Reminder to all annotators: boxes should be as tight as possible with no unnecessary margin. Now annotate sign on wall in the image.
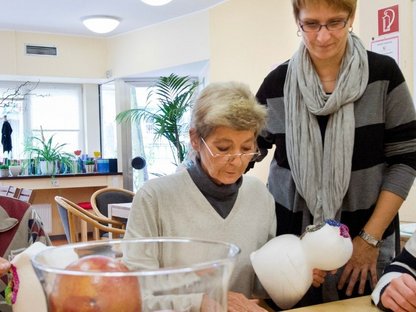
[370,35,399,64]
[378,4,399,36]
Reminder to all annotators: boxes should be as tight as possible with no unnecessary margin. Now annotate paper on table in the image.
[400,223,416,236]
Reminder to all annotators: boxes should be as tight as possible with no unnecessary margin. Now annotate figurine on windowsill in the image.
[250,220,353,310]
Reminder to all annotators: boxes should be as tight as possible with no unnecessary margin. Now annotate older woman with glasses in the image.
[125,81,278,311]
[252,0,416,307]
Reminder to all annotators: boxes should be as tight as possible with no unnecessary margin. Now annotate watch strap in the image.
[358,230,383,248]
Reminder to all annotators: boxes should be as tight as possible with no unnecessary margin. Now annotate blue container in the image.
[96,159,110,173]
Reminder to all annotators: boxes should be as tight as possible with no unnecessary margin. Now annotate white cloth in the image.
[10,242,49,312]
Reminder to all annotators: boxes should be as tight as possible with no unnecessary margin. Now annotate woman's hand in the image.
[381,273,416,312]
[337,236,379,296]
[0,257,10,276]
[312,269,336,287]
[227,291,268,312]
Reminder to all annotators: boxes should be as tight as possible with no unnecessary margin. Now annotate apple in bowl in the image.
[49,255,141,312]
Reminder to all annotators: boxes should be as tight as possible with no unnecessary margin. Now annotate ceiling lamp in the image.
[141,0,173,6]
[82,16,121,34]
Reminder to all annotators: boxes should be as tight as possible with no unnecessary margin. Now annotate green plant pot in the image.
[0,168,10,177]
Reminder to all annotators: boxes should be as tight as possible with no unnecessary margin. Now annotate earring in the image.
[349,26,353,33]
[297,30,302,37]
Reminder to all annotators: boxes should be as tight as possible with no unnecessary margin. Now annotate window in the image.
[100,82,117,159]
[100,77,198,191]
[0,81,83,161]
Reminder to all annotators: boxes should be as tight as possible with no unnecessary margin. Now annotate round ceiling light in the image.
[141,0,173,6]
[82,16,121,34]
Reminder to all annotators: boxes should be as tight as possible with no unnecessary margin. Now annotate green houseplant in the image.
[24,129,75,175]
[116,74,199,166]
[0,164,9,178]
[84,160,95,173]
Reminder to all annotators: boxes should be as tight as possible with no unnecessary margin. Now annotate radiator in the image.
[31,204,52,234]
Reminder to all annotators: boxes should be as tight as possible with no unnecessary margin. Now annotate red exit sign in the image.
[378,5,399,36]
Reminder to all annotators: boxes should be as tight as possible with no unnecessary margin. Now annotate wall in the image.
[208,0,299,182]
[106,11,210,78]
[0,31,107,79]
[358,0,414,95]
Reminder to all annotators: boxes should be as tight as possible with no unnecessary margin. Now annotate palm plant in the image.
[116,74,199,165]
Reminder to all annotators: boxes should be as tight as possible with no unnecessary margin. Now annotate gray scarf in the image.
[284,33,369,223]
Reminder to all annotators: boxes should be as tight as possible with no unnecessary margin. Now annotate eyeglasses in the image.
[299,17,349,33]
[200,137,260,163]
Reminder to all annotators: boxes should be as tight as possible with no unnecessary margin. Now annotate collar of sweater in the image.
[187,158,242,205]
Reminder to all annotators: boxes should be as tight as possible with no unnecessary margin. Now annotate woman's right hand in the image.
[381,273,416,312]
[0,257,11,276]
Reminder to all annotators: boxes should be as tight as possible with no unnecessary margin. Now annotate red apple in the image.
[49,255,141,312]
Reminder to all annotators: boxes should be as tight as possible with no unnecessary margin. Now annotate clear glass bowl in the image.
[32,237,240,312]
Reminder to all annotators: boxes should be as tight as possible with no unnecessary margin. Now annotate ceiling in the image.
[0,0,225,37]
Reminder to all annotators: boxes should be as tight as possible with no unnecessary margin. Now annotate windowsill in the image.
[0,172,122,180]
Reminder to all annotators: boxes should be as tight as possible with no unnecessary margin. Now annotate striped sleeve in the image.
[371,232,416,307]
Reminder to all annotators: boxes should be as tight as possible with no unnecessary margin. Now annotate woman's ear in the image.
[189,128,200,151]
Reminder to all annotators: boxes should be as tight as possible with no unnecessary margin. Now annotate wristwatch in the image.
[358,230,383,248]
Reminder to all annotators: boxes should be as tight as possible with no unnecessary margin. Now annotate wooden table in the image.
[108,202,131,219]
[285,295,378,311]
[108,202,131,238]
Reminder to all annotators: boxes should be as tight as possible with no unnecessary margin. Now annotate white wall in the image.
[358,0,414,94]
[0,31,107,79]
[106,11,210,79]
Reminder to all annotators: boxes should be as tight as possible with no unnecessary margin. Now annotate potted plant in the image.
[0,164,9,177]
[116,74,199,166]
[24,129,75,175]
[9,160,21,177]
[84,160,95,173]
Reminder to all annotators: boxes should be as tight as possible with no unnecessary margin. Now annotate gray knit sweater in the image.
[125,169,276,298]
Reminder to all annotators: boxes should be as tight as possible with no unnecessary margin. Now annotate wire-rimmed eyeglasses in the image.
[200,137,260,163]
[299,17,349,33]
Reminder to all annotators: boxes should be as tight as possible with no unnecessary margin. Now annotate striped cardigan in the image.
[254,51,416,240]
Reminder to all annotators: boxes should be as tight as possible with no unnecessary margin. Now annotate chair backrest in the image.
[90,187,135,218]
[55,196,126,243]
[0,185,19,198]
[15,188,34,203]
[0,195,51,259]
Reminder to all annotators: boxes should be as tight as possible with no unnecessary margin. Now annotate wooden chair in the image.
[90,187,135,220]
[55,196,125,243]
[0,185,19,198]
[15,188,34,203]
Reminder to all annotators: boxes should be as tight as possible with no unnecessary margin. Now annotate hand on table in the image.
[381,273,416,312]
[338,236,379,296]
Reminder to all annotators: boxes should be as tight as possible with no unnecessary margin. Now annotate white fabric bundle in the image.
[250,221,353,309]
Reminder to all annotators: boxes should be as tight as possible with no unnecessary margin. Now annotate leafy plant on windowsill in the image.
[116,74,199,166]
[24,128,75,174]
[0,164,9,170]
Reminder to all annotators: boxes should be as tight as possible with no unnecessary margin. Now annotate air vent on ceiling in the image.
[25,44,57,56]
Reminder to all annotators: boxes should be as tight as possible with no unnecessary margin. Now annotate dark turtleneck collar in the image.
[187,158,242,219]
